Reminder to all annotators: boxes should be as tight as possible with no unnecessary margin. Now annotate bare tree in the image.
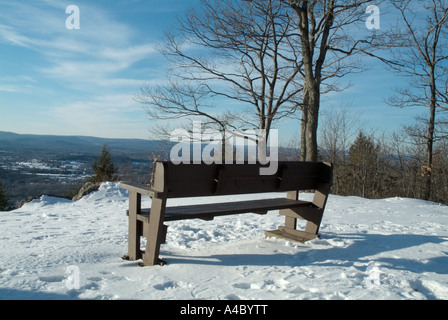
[385,0,448,200]
[320,106,361,164]
[283,0,380,161]
[137,0,304,143]
[137,81,236,139]
[319,106,362,194]
[386,130,417,198]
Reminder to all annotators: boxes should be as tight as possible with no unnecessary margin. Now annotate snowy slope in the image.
[0,182,447,300]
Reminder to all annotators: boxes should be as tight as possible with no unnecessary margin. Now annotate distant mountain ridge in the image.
[0,131,167,156]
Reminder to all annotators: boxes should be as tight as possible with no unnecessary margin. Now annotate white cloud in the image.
[0,85,20,93]
[0,24,30,46]
[0,76,39,94]
[47,94,149,138]
[0,1,159,89]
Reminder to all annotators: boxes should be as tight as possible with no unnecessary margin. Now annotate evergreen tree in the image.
[0,179,8,211]
[89,144,118,183]
[348,132,380,198]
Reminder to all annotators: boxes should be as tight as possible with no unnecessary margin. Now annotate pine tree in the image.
[0,179,8,211]
[89,144,118,183]
[348,132,380,198]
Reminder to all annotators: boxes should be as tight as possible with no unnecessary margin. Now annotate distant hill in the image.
[0,131,168,158]
[0,132,171,208]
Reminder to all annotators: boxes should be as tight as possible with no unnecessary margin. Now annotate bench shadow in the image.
[160,233,448,275]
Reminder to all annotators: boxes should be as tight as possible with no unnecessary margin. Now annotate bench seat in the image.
[134,198,317,223]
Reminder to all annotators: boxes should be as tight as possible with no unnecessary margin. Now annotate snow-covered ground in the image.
[1,182,447,300]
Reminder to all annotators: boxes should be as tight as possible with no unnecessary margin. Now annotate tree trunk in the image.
[291,0,333,162]
[300,107,307,161]
[424,67,437,200]
[300,81,320,162]
[304,87,320,161]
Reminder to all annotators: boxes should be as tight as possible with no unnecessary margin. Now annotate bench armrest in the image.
[120,183,160,198]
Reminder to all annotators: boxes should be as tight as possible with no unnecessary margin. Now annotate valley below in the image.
[0,131,166,209]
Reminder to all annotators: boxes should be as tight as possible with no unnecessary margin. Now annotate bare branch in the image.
[142,0,304,138]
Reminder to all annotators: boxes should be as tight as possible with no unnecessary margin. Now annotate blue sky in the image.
[0,0,422,143]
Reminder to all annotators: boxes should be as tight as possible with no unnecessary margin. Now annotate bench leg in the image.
[142,197,167,266]
[126,191,142,261]
[305,185,329,236]
[304,213,323,235]
[265,208,324,243]
[265,191,322,243]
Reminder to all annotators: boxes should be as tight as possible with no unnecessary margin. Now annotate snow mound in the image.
[1,182,447,300]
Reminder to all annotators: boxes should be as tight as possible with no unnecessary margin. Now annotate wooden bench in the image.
[121,161,333,266]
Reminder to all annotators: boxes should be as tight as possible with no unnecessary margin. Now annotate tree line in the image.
[315,108,448,204]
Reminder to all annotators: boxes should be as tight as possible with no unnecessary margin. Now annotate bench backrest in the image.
[152,161,333,199]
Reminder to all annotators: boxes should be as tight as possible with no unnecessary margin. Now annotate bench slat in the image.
[136,198,315,223]
[161,162,332,198]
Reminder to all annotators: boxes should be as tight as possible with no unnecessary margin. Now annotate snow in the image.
[1,182,448,300]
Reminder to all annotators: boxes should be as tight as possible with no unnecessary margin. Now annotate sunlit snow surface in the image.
[1,183,447,300]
